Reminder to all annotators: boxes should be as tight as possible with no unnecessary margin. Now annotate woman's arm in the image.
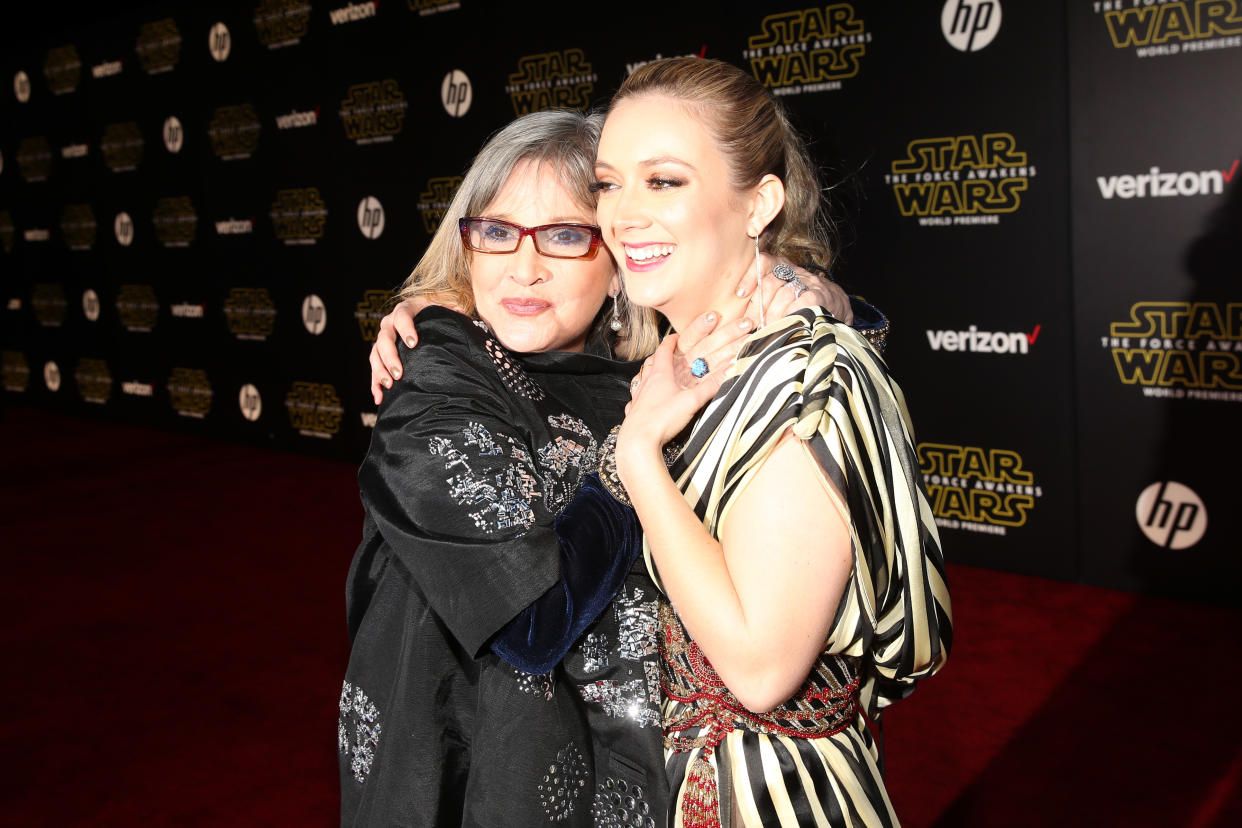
[615,336,853,712]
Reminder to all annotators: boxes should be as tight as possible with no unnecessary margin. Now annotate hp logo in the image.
[357,196,385,239]
[441,69,472,118]
[239,383,263,422]
[302,294,327,335]
[114,212,135,247]
[1136,481,1207,550]
[163,116,184,153]
[209,22,232,62]
[82,288,101,321]
[942,0,1001,52]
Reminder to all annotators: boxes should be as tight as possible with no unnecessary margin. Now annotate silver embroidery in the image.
[591,777,655,828]
[538,415,599,513]
[643,660,660,702]
[614,587,658,660]
[579,679,660,728]
[580,633,610,674]
[538,742,588,821]
[513,667,555,702]
[430,423,540,534]
[338,681,383,783]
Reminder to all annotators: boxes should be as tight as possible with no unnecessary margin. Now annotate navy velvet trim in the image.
[849,296,888,331]
[490,472,642,674]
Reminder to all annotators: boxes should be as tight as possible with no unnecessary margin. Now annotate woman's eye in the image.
[588,180,616,194]
[648,176,683,190]
[548,227,590,245]
[484,224,515,240]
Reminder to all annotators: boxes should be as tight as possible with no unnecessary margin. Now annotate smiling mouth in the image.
[623,243,676,266]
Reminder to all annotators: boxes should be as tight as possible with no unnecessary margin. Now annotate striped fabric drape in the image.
[648,309,953,827]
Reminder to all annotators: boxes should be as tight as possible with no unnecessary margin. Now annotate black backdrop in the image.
[3,1,1239,602]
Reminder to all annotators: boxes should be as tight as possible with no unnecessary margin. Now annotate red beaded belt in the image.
[659,601,860,827]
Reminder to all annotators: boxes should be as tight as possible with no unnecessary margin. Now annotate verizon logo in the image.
[215,218,254,235]
[330,1,378,24]
[24,229,50,242]
[6,298,20,310]
[927,324,1042,355]
[171,302,205,318]
[1096,160,1236,199]
[61,143,89,158]
[276,108,319,129]
[122,381,154,396]
[92,60,123,78]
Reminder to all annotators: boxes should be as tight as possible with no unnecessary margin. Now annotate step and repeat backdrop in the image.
[2,1,1238,601]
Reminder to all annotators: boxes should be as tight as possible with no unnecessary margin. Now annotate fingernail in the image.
[405,338,416,348]
[738,318,754,331]
[735,284,748,297]
[704,312,717,325]
[392,366,402,378]
[381,378,391,388]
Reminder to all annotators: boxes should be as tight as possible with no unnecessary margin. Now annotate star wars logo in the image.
[285,381,344,438]
[152,196,197,247]
[75,358,112,404]
[743,4,871,96]
[416,176,462,235]
[43,45,81,95]
[1102,301,1242,402]
[270,187,328,244]
[2,351,31,392]
[885,133,1036,226]
[355,290,390,341]
[1094,0,1242,58]
[31,283,68,327]
[339,79,408,145]
[0,211,15,253]
[919,443,1043,534]
[254,0,312,49]
[101,122,145,172]
[223,288,278,341]
[506,49,597,114]
[136,18,182,74]
[208,104,262,160]
[408,0,460,14]
[60,204,97,251]
[168,367,213,418]
[17,136,52,182]
[116,284,160,332]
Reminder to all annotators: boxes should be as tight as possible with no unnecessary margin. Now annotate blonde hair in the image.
[397,109,658,360]
[611,57,834,269]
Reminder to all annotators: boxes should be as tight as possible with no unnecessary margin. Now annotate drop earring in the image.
[753,234,765,328]
[609,289,623,332]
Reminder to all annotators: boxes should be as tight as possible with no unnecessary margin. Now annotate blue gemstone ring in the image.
[690,357,709,379]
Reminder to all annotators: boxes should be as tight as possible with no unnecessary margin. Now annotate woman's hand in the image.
[737,255,853,327]
[621,334,723,452]
[369,296,461,404]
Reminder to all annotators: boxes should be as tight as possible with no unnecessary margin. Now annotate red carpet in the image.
[2,406,1239,826]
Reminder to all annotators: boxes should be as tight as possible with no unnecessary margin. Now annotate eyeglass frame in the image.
[458,217,604,261]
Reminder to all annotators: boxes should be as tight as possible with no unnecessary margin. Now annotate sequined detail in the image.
[579,679,660,728]
[538,742,588,821]
[430,423,540,534]
[513,667,556,702]
[338,681,382,784]
[580,633,610,674]
[484,336,544,400]
[538,414,599,512]
[614,587,658,660]
[659,600,860,753]
[591,777,656,828]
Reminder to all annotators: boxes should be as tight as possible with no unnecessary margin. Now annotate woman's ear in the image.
[608,272,622,298]
[748,174,786,237]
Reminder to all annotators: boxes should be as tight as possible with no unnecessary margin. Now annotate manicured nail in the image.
[704,312,717,325]
[381,378,391,388]
[735,284,748,297]
[405,338,416,348]
[738,318,754,331]
[392,366,402,378]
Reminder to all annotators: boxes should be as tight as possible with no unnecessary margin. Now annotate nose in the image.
[608,182,651,238]
[506,234,550,286]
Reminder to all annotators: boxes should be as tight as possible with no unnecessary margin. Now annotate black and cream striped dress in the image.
[648,309,953,827]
